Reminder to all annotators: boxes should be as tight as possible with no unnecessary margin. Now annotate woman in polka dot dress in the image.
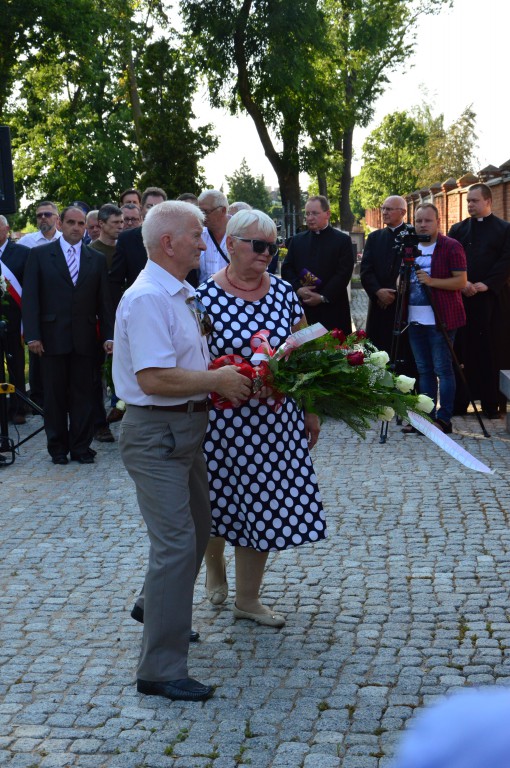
[196,209,327,628]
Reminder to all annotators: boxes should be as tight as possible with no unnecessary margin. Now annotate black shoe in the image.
[130,604,200,642]
[52,455,69,465]
[137,677,213,701]
[71,453,95,464]
[434,418,453,434]
[482,409,500,420]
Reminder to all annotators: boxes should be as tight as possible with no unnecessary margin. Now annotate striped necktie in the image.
[67,245,79,285]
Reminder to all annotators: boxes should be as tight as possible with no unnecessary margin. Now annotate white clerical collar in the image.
[314,225,329,235]
[388,222,405,232]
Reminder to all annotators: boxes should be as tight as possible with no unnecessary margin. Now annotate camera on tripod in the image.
[393,224,431,265]
[395,224,431,249]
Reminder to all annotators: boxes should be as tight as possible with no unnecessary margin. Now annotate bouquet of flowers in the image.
[210,324,433,437]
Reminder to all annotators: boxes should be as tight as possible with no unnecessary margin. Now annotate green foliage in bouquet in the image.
[266,329,432,437]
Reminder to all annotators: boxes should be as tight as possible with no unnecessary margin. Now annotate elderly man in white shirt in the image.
[113,200,251,703]
[197,189,229,283]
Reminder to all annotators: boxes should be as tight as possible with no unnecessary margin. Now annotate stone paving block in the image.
[3,295,510,768]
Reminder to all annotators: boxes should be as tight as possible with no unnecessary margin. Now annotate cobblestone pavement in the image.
[2,289,510,768]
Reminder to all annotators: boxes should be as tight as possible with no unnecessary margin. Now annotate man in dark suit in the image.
[23,206,114,464]
[281,195,354,333]
[0,216,30,424]
[108,187,167,309]
[360,196,408,353]
[448,182,510,418]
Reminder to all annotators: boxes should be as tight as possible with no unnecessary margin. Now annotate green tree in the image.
[137,39,218,197]
[353,112,428,209]
[352,104,479,212]
[180,0,329,220]
[2,0,218,220]
[309,0,451,230]
[414,105,478,186]
[225,159,272,212]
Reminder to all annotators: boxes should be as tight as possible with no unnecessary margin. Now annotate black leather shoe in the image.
[71,453,94,464]
[52,455,69,465]
[130,604,200,642]
[137,677,213,701]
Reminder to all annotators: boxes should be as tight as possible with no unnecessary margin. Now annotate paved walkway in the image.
[1,290,510,768]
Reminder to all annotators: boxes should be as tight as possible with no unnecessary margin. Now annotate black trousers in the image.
[40,352,95,457]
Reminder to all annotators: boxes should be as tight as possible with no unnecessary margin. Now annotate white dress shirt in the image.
[198,227,228,283]
[113,260,210,406]
[17,230,62,249]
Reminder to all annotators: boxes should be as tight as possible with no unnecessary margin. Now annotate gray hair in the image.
[226,209,276,240]
[142,200,204,255]
[0,215,8,227]
[198,189,228,209]
[86,210,99,223]
[228,201,252,215]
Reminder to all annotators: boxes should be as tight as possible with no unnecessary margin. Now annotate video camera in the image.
[394,224,431,249]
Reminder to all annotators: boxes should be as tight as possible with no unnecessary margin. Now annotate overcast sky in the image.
[193,0,509,191]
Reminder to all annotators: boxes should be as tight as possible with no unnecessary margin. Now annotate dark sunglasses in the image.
[231,236,279,257]
[186,296,213,337]
[36,211,56,218]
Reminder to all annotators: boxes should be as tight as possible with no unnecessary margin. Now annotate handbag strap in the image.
[208,229,229,264]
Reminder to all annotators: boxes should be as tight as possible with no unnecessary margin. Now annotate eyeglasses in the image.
[123,217,140,223]
[36,211,56,218]
[380,206,405,212]
[199,205,222,216]
[186,296,213,337]
[231,236,279,257]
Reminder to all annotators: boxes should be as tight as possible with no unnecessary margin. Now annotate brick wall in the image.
[364,168,510,234]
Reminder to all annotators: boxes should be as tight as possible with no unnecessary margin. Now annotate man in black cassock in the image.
[448,182,510,418]
[281,195,353,333]
[360,195,407,353]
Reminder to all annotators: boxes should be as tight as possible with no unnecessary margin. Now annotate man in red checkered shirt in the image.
[405,203,467,434]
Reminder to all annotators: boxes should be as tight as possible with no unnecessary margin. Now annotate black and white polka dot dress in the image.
[196,275,327,552]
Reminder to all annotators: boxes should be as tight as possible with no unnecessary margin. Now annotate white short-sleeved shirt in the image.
[17,230,62,248]
[113,259,210,406]
[198,228,228,283]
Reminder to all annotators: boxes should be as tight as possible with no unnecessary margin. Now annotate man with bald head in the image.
[360,195,408,354]
[113,201,252,702]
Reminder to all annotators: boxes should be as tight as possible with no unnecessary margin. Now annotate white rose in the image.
[378,406,395,421]
[395,375,416,394]
[415,394,434,413]
[369,350,390,368]
[116,400,127,412]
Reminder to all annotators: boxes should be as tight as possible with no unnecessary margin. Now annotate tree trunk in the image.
[339,127,354,232]
[318,172,328,197]
[233,0,301,230]
[124,38,143,148]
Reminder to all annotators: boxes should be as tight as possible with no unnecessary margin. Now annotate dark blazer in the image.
[1,239,29,331]
[281,226,354,332]
[359,224,407,353]
[22,240,114,357]
[109,226,198,307]
[108,226,146,308]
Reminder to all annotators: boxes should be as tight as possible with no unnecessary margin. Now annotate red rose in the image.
[347,351,364,366]
[355,329,367,340]
[331,328,346,342]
